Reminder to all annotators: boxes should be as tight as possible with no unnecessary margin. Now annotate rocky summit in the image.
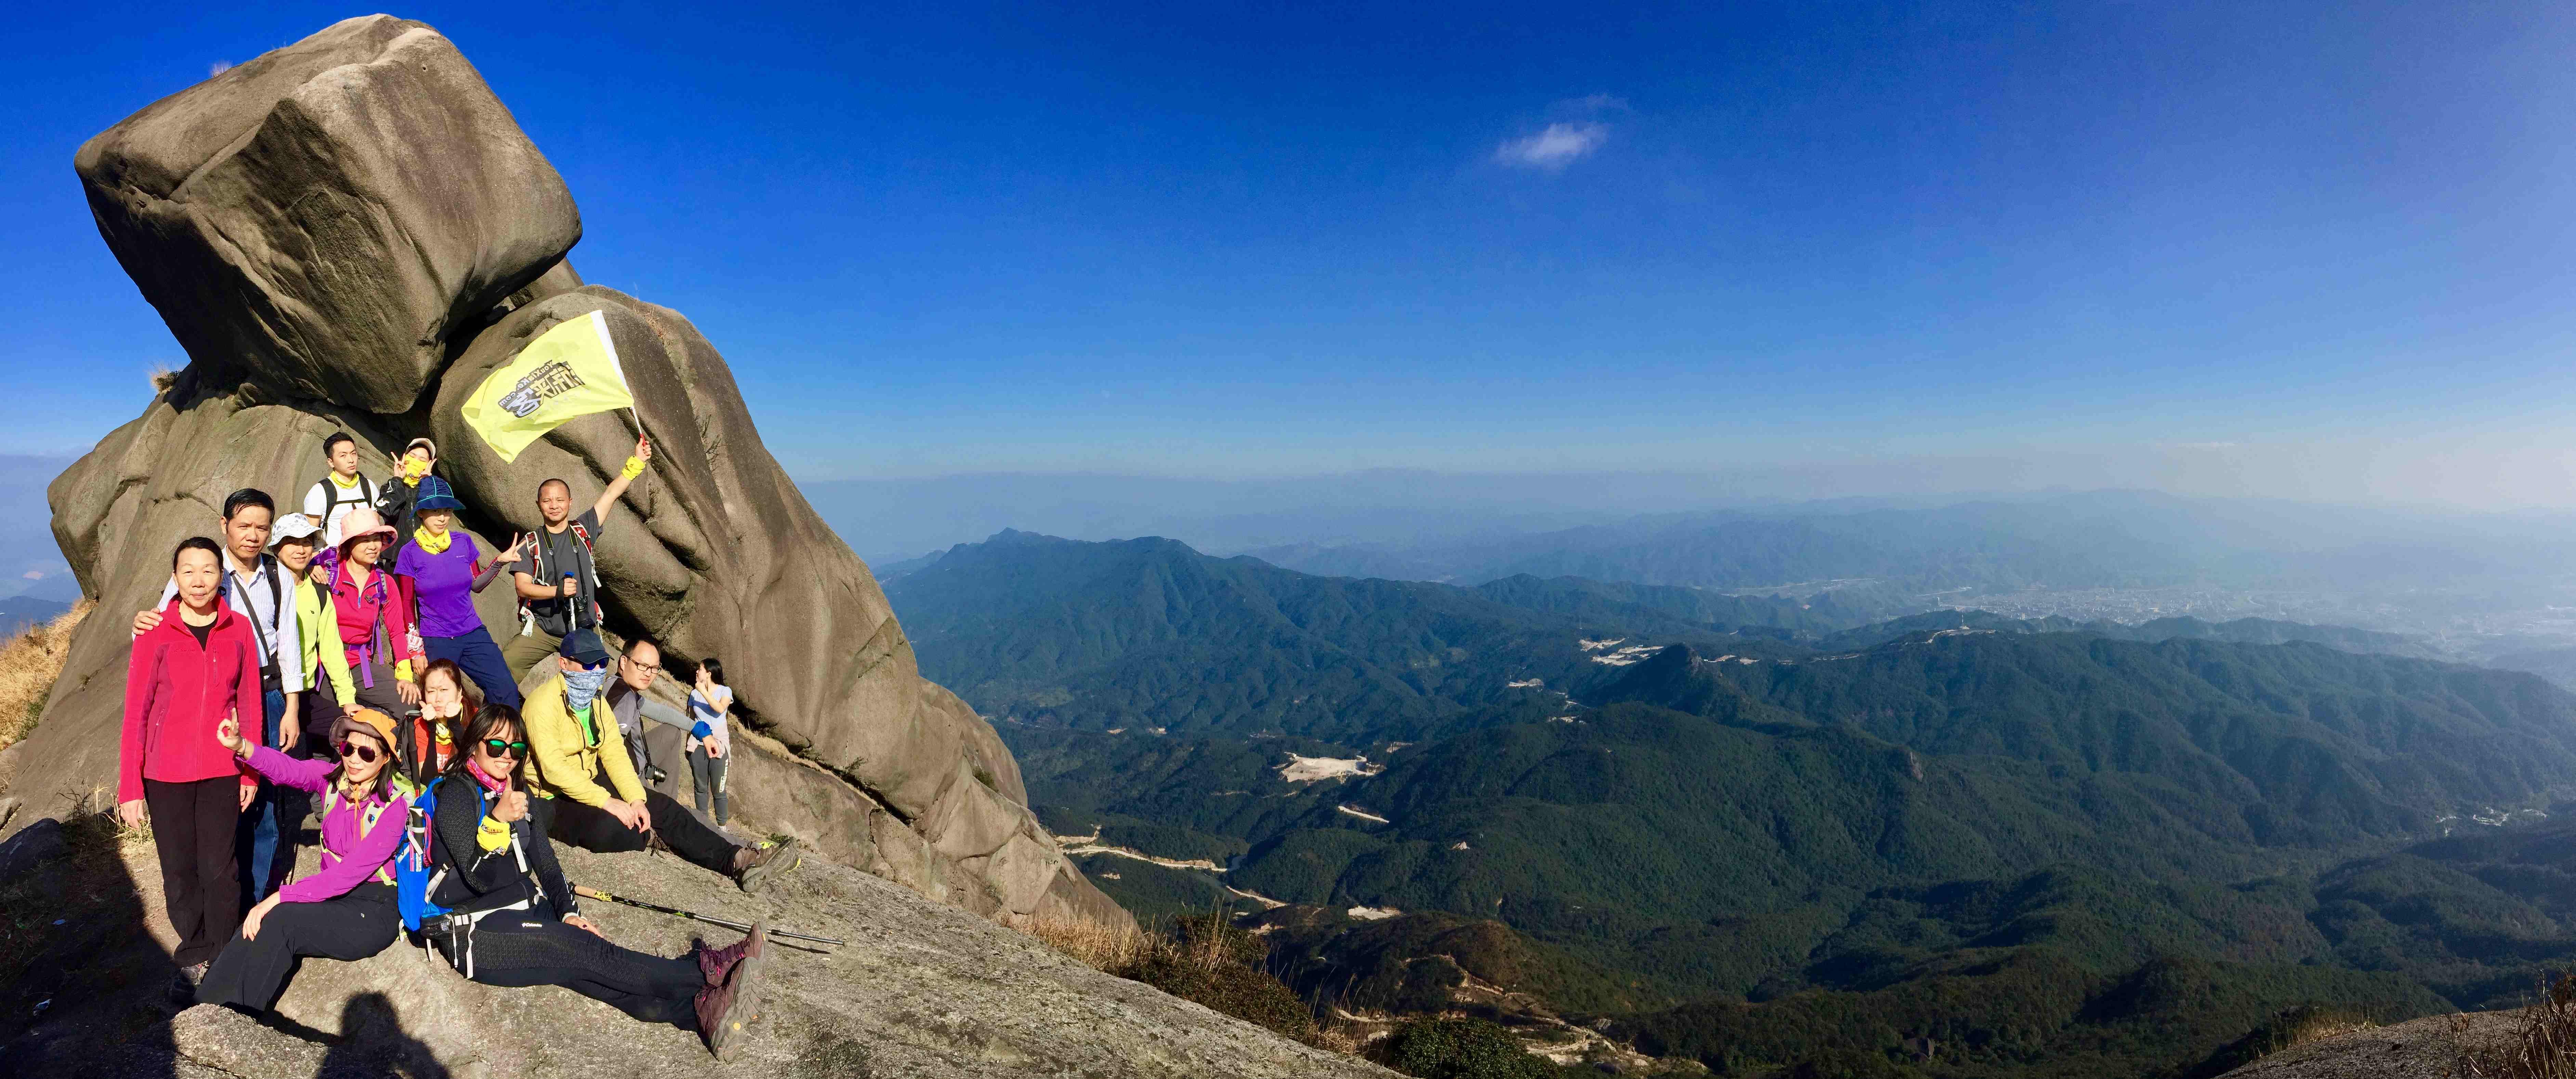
[0,13,1367,1076]
[2,12,1122,937]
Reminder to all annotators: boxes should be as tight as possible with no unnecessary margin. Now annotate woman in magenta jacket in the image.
[119,536,263,994]
[195,706,411,1013]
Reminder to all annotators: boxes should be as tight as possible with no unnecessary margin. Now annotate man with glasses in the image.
[522,629,798,893]
[604,637,697,803]
[130,489,304,902]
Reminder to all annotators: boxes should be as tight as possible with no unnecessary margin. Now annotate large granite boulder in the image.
[75,15,580,412]
[5,15,1124,935]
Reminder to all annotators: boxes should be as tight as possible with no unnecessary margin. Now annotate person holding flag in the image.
[499,435,651,677]
[456,309,658,677]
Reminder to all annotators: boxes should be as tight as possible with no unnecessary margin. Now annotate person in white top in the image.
[685,659,734,826]
[302,431,380,548]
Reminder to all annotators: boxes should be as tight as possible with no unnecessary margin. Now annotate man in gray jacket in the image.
[604,636,695,805]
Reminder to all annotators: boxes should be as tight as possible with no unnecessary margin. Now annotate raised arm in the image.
[275,791,409,904]
[590,435,651,523]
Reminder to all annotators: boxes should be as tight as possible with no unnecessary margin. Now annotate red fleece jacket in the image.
[119,600,260,803]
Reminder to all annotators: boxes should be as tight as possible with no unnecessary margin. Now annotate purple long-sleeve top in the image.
[244,746,410,904]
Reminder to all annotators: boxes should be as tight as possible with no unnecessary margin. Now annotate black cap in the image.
[558,627,613,666]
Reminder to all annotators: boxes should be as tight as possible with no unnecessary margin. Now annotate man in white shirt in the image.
[301,431,380,547]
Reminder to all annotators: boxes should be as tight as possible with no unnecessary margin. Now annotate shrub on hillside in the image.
[1033,907,1319,1046]
[1374,1017,1562,1079]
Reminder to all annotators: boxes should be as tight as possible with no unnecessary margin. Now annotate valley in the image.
[892,528,2576,1077]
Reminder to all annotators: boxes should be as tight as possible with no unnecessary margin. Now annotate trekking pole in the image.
[571,884,844,946]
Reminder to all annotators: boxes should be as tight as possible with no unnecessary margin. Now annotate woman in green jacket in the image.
[270,514,356,752]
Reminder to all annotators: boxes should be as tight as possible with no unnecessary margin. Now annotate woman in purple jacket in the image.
[195,707,411,1013]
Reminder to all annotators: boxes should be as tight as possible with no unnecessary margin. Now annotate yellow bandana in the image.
[412,527,452,555]
[329,471,362,490]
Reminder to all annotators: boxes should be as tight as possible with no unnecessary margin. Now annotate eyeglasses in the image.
[621,656,661,675]
[482,738,528,758]
[337,740,382,763]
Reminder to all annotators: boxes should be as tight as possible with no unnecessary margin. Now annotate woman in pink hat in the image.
[322,507,423,720]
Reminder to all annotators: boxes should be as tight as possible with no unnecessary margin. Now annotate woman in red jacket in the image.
[119,536,263,997]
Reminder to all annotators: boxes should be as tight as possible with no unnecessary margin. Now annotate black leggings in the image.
[546,790,739,878]
[197,882,400,1011]
[434,915,704,1028]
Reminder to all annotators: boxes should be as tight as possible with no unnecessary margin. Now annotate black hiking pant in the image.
[197,882,399,1012]
[543,789,740,879]
[431,913,703,1029]
[144,776,244,968]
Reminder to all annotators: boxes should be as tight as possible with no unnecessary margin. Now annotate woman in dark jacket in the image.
[423,704,772,1058]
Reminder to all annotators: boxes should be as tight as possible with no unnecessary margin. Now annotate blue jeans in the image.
[425,626,523,710]
[237,689,292,903]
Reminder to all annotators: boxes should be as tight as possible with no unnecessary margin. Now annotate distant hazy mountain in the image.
[1815,608,2447,659]
[1246,490,2576,595]
[0,596,68,637]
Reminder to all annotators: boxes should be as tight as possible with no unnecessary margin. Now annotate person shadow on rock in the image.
[313,992,449,1079]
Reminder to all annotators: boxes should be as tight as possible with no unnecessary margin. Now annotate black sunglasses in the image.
[336,739,382,763]
[482,738,529,759]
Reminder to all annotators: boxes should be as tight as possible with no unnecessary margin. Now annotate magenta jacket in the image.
[242,746,410,904]
[120,600,261,803]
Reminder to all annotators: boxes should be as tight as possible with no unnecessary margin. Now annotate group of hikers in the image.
[115,431,792,1058]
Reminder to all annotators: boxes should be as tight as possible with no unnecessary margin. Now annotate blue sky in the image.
[5,2,2575,500]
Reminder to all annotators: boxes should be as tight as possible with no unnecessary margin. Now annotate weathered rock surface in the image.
[2214,1011,2516,1079]
[4,14,1124,936]
[75,14,580,412]
[1,815,1390,1078]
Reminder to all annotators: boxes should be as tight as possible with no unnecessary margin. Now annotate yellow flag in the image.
[460,311,637,463]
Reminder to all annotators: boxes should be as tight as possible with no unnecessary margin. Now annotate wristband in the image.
[620,456,646,480]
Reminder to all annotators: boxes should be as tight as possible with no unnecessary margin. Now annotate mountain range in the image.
[888,530,2576,1077]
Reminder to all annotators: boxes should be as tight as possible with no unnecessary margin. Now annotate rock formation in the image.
[0,14,1124,935]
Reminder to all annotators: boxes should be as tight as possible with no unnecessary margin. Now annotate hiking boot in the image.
[733,837,801,894]
[169,961,207,1003]
[696,922,770,1059]
[696,923,767,984]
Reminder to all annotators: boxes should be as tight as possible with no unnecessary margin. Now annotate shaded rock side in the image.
[2215,1011,2516,1079]
[75,14,580,413]
[7,821,1390,1078]
[7,14,1126,935]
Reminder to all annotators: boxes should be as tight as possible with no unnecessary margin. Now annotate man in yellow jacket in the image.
[526,629,799,893]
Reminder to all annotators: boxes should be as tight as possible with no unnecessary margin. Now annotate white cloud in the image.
[210,61,233,77]
[20,571,40,581]
[1494,122,1608,171]
[1560,93,1629,115]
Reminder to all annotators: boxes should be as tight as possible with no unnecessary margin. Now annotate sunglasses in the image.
[336,739,382,763]
[482,738,529,759]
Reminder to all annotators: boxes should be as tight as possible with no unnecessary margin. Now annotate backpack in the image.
[319,775,413,891]
[397,774,529,935]
[516,520,601,637]
[313,474,377,541]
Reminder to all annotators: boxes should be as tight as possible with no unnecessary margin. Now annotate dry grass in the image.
[2459,975,2576,1079]
[0,600,92,755]
[1031,915,1160,972]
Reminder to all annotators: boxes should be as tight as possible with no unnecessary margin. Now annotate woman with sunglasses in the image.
[423,704,773,1059]
[195,708,411,1013]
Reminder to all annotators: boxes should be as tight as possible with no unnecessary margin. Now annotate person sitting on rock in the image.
[404,658,479,786]
[127,489,304,903]
[392,474,523,709]
[603,636,697,802]
[523,629,798,893]
[423,702,772,1058]
[324,507,424,719]
[302,431,380,549]
[196,708,412,1014]
[501,435,652,677]
[373,436,439,560]
[119,536,264,998]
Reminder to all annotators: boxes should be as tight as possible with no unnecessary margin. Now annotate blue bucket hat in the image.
[413,474,465,512]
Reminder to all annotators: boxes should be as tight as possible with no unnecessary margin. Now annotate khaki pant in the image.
[500,625,564,681]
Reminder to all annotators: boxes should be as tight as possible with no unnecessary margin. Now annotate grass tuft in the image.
[2458,974,2576,1079]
